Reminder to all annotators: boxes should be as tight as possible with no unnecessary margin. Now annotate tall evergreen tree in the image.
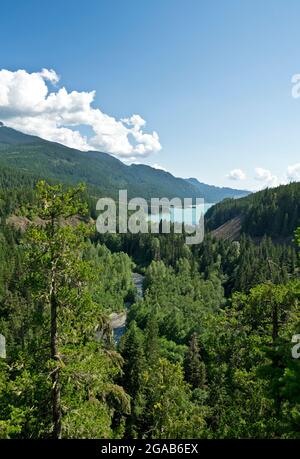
[184,333,206,389]
[144,313,160,367]
[120,321,146,437]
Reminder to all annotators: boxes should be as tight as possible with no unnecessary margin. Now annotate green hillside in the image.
[0,125,250,203]
[206,181,300,238]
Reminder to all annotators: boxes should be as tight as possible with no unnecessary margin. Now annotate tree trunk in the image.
[272,303,279,343]
[50,277,62,439]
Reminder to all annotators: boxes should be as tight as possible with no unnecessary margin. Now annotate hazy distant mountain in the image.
[186,177,250,202]
[0,124,250,203]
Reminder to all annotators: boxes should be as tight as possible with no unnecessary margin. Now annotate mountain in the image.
[0,124,42,145]
[186,177,250,202]
[0,124,249,203]
[205,181,300,240]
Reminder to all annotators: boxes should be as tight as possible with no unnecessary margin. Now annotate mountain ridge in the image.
[0,124,251,203]
[186,177,250,202]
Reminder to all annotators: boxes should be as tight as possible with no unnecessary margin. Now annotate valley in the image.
[0,128,299,440]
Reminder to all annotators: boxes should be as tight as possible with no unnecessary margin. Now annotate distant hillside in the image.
[0,125,250,203]
[186,177,250,202]
[0,125,42,145]
[206,182,300,239]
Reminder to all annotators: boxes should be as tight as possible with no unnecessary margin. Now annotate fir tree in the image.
[184,333,206,390]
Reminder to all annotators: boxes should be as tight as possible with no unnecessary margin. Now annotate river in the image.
[110,272,144,342]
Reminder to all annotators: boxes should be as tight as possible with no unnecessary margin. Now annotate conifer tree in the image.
[184,333,206,390]
[22,181,129,438]
[120,321,146,437]
[144,313,160,367]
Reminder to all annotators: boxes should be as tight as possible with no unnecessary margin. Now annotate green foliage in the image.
[141,358,207,438]
[0,181,133,438]
[119,321,146,438]
[0,168,299,439]
[184,333,206,390]
[206,182,300,238]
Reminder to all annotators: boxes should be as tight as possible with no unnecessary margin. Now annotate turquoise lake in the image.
[148,203,214,226]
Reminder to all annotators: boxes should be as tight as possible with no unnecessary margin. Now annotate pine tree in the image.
[120,321,146,437]
[144,313,160,367]
[184,333,206,389]
[24,181,89,437]
[22,181,130,438]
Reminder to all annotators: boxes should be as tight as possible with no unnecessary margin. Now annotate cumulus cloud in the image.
[0,68,162,157]
[287,163,300,182]
[254,167,279,187]
[39,68,60,84]
[227,168,246,181]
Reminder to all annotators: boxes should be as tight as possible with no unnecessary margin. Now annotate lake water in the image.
[148,203,214,226]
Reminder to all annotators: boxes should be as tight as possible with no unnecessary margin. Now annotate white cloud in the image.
[151,163,168,172]
[287,163,300,182]
[227,168,246,181]
[254,167,279,187]
[122,114,146,129]
[0,68,162,157]
[39,68,60,84]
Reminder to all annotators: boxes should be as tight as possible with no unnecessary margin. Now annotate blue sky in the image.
[1,0,300,190]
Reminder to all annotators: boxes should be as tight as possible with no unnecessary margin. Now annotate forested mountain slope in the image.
[205,182,300,239]
[0,124,249,202]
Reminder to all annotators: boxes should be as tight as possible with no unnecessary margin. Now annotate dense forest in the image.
[206,182,300,239]
[0,169,299,438]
